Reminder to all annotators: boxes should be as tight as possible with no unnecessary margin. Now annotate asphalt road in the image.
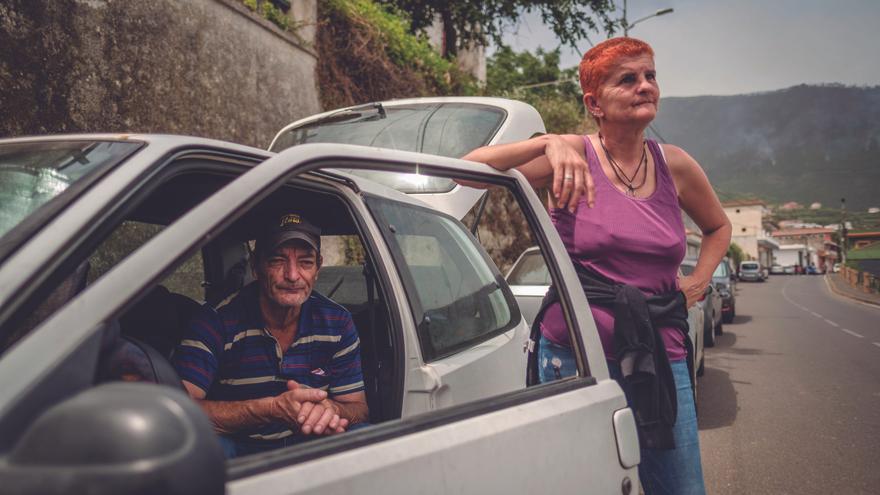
[697,275,880,494]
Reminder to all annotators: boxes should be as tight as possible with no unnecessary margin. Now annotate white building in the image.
[776,244,817,268]
[723,199,779,269]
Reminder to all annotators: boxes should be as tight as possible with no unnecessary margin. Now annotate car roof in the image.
[269,97,543,150]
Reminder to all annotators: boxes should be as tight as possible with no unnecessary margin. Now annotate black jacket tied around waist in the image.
[526,263,692,450]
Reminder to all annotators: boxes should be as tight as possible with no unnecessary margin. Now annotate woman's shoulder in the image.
[658,143,702,175]
[559,133,588,146]
[658,143,711,198]
[559,133,593,155]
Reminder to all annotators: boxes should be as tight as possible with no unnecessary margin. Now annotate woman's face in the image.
[588,54,660,126]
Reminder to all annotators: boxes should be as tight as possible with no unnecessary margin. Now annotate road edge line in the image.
[823,275,880,309]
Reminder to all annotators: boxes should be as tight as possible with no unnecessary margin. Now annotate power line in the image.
[647,123,667,143]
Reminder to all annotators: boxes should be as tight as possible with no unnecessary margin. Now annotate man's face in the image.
[255,240,321,311]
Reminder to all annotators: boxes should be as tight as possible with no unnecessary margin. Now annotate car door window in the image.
[0,166,237,354]
[366,196,517,361]
[89,220,206,301]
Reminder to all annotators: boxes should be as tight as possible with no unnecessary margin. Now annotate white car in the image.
[0,98,639,495]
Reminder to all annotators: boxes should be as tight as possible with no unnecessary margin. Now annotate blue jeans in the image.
[538,335,706,495]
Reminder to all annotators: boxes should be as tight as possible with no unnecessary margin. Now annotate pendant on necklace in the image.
[627,185,635,196]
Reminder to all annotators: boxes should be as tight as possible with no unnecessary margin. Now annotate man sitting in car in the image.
[172,213,369,458]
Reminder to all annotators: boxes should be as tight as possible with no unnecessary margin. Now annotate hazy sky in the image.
[497,0,880,97]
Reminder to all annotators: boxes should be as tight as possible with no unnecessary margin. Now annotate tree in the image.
[727,242,745,269]
[377,0,617,56]
[486,46,592,135]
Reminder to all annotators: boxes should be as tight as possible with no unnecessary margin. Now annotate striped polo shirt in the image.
[172,282,364,443]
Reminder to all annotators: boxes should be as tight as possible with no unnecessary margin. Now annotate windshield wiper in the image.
[306,102,386,127]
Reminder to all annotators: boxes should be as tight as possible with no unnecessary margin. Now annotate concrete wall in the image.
[423,15,486,82]
[0,0,321,148]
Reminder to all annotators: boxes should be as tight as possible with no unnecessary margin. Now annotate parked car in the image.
[738,261,765,282]
[0,101,640,494]
[505,247,705,391]
[783,265,797,275]
[713,258,737,324]
[504,246,549,325]
[680,259,722,349]
[806,265,821,275]
[832,262,842,273]
[770,264,784,275]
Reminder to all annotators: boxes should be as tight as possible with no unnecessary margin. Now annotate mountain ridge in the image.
[652,84,880,210]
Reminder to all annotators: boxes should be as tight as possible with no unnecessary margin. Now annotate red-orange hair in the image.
[579,37,654,97]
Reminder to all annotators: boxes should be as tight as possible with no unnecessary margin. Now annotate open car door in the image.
[0,142,638,495]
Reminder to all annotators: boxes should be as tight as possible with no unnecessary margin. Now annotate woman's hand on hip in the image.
[678,274,708,309]
[545,135,594,211]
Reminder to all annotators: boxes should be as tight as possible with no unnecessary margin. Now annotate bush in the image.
[242,0,299,35]
[317,0,478,109]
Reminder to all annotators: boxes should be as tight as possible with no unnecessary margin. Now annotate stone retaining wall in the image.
[0,0,321,148]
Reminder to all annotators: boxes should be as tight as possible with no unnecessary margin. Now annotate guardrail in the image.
[841,266,880,294]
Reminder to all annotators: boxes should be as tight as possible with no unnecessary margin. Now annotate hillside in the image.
[653,85,880,210]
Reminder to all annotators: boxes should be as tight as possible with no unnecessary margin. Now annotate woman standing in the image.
[463,37,731,494]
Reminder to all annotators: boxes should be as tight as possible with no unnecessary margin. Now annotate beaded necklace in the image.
[598,133,647,196]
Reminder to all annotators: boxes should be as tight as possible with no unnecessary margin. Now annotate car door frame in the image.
[0,136,272,350]
[0,142,635,492]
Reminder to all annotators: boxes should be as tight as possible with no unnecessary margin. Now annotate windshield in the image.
[0,141,140,239]
[713,262,729,278]
[507,251,551,286]
[271,103,506,193]
[741,262,760,270]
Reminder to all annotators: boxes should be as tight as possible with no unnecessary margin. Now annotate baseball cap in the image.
[255,213,321,256]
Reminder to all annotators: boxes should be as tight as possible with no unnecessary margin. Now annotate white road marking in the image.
[824,319,839,327]
[873,342,880,349]
[810,311,823,318]
[840,328,864,339]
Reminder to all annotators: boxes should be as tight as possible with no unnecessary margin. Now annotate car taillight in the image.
[699,292,707,302]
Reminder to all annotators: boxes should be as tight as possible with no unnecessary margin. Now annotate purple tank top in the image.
[540,136,688,361]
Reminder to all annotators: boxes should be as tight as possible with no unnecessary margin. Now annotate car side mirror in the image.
[0,382,225,495]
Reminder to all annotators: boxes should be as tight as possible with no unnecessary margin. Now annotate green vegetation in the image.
[375,0,616,56]
[727,242,745,267]
[242,0,302,35]
[654,85,880,211]
[317,0,478,109]
[769,206,880,231]
[486,46,593,135]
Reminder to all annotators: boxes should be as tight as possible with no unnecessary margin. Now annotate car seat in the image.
[119,285,202,358]
[97,320,185,390]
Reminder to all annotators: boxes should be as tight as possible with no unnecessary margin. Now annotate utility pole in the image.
[840,197,848,264]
